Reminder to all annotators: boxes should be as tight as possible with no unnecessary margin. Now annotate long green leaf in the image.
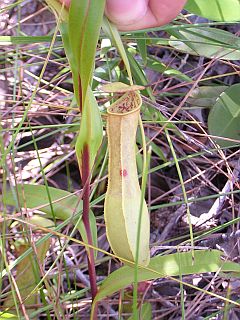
[3,233,50,318]
[128,303,152,320]
[2,184,82,220]
[187,86,227,107]
[75,86,103,173]
[59,22,79,104]
[169,27,240,60]
[185,0,240,22]
[126,50,154,99]
[68,0,106,106]
[2,185,97,251]
[0,313,18,319]
[208,83,240,147]
[102,17,133,85]
[146,56,192,82]
[66,0,105,175]
[92,250,240,308]
[2,184,99,256]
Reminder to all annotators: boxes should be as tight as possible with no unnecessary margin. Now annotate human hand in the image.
[59,0,187,31]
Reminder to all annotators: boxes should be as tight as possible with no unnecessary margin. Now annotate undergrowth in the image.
[0,0,240,319]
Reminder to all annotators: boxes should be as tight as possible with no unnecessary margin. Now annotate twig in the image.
[194,158,240,227]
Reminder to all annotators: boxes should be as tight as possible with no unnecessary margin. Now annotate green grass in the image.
[0,1,240,319]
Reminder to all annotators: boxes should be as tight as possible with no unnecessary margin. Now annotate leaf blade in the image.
[169,27,240,61]
[185,0,240,22]
[75,87,103,173]
[93,250,240,303]
[208,83,240,147]
[2,184,82,220]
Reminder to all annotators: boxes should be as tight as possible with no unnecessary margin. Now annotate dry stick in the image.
[143,57,218,154]
[9,275,30,320]
[194,157,240,227]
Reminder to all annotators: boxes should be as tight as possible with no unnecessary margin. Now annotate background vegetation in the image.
[0,0,240,319]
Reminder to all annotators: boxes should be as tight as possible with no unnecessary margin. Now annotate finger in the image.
[106,0,187,31]
[149,0,187,25]
[105,0,148,26]
[58,0,71,8]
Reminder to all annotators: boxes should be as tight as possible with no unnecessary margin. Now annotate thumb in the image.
[105,0,148,26]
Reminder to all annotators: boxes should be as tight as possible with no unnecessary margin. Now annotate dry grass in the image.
[1,1,240,319]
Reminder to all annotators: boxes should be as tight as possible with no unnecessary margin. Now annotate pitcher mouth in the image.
[107,91,142,116]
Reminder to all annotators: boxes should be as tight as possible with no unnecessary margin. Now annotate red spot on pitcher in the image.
[120,169,128,177]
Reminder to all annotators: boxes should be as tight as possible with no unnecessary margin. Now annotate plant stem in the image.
[82,145,98,300]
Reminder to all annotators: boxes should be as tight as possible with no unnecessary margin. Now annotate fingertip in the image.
[105,0,148,26]
[58,0,71,8]
[149,0,187,23]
